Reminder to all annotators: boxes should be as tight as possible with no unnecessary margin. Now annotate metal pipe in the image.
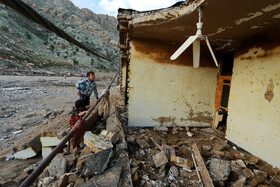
[20,71,119,187]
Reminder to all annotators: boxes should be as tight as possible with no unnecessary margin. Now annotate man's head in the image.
[87,71,95,81]
[75,99,87,110]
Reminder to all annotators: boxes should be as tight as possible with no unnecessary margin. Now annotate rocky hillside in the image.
[0,0,119,75]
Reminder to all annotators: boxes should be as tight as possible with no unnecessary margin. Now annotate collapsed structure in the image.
[117,0,280,169]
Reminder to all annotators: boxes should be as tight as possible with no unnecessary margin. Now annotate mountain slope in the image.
[0,0,119,75]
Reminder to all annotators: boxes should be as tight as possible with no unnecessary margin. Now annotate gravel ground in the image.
[0,74,112,152]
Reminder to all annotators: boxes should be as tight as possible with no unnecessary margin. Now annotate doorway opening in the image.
[213,52,234,133]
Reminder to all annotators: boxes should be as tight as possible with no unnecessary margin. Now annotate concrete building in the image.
[117,0,280,168]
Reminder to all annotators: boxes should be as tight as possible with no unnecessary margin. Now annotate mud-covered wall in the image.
[226,44,280,168]
[127,39,218,127]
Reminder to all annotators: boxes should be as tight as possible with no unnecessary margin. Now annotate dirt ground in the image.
[0,73,116,184]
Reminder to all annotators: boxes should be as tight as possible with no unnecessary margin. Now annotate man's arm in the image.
[76,79,87,96]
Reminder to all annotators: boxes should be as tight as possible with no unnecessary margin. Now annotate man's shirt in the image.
[76,78,98,98]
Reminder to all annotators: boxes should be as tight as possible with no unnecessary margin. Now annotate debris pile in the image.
[24,110,133,187]
[126,127,280,186]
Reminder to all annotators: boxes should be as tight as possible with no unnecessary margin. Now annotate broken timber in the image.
[191,143,214,187]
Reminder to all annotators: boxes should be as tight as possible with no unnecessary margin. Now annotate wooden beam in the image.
[191,143,214,187]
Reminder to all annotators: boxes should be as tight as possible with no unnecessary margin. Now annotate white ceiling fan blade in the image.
[170,35,199,60]
[193,40,200,68]
[205,36,218,67]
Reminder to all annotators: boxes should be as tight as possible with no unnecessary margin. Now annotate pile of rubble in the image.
[126,127,280,187]
[20,112,132,187]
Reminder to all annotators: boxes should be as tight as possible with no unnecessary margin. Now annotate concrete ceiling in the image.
[129,0,280,52]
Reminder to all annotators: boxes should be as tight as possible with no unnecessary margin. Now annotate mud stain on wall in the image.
[180,111,213,123]
[264,78,274,102]
[132,39,217,67]
[153,116,175,126]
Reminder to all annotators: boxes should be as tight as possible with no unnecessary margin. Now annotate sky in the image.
[70,0,183,17]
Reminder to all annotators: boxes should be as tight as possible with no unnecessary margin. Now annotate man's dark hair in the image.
[87,71,95,77]
[75,99,87,109]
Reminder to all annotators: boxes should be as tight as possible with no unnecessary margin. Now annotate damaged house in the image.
[117,0,280,169]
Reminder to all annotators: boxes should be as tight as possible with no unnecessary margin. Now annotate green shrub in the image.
[25,31,32,39]
[90,59,94,66]
[0,26,9,32]
[50,44,54,51]
[73,58,79,65]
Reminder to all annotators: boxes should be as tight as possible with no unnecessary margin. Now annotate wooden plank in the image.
[191,143,214,187]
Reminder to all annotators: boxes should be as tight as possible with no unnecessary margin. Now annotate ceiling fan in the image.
[170,7,218,68]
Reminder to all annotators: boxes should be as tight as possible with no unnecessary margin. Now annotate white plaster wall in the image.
[226,46,280,168]
[128,42,218,127]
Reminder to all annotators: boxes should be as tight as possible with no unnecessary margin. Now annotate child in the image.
[69,99,90,153]
[70,99,90,118]
[76,71,98,106]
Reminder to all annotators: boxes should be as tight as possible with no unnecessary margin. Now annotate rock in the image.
[136,139,150,148]
[253,169,267,178]
[67,173,77,184]
[248,156,259,164]
[42,147,53,159]
[170,166,179,177]
[116,142,127,149]
[251,179,258,187]
[139,129,146,134]
[75,178,84,186]
[133,170,140,183]
[85,148,113,176]
[153,126,168,132]
[40,136,61,147]
[84,131,113,153]
[213,141,229,151]
[77,163,122,187]
[236,159,246,169]
[153,151,168,168]
[231,177,246,187]
[142,174,149,180]
[126,136,135,143]
[48,154,67,178]
[171,156,193,170]
[24,163,37,174]
[209,158,231,182]
[270,179,280,187]
[65,154,76,171]
[186,131,193,137]
[255,176,265,184]
[100,130,119,143]
[242,167,254,180]
[13,147,38,160]
[202,145,211,151]
[106,114,118,132]
[42,177,56,185]
[58,174,69,187]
